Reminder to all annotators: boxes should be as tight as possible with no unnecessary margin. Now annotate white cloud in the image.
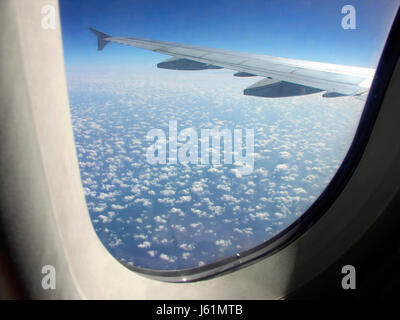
[138,241,151,249]
[159,253,177,263]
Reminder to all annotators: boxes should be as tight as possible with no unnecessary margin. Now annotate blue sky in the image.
[60,0,398,74]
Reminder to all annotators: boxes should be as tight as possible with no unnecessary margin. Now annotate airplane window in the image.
[59,0,399,278]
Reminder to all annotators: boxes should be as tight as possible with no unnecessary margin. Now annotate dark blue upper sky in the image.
[60,0,399,74]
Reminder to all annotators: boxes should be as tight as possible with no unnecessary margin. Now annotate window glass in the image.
[60,0,399,271]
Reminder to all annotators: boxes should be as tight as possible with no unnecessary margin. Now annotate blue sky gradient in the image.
[60,0,399,74]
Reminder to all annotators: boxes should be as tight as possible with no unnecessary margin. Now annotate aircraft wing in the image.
[89,28,375,99]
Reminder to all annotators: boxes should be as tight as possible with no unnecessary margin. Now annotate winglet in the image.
[89,28,111,51]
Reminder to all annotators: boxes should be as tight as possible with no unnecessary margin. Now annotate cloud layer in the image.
[68,70,364,270]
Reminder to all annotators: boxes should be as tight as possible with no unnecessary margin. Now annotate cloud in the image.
[275,164,289,171]
[159,253,177,263]
[170,207,185,216]
[179,243,195,251]
[154,216,167,224]
[134,198,152,207]
[216,239,232,247]
[70,71,363,270]
[138,241,151,249]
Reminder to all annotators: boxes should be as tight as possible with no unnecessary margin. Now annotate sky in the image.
[59,0,399,75]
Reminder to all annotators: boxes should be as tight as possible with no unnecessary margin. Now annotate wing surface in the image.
[89,28,375,98]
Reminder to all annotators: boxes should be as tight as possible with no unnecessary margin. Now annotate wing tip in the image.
[89,27,111,51]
